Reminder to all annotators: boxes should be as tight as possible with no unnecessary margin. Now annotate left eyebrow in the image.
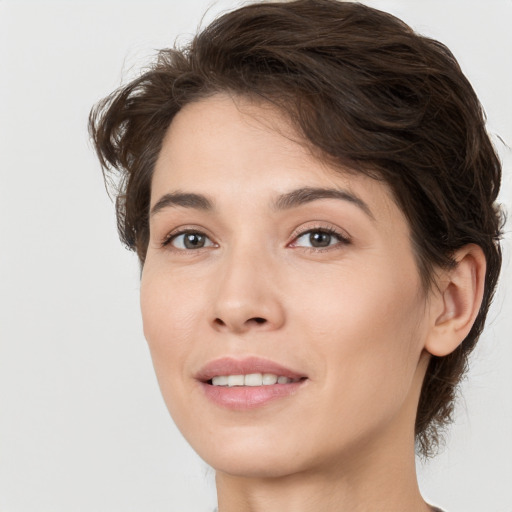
[150,192,214,217]
[272,187,374,220]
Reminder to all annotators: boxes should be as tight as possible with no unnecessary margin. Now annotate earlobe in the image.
[425,244,486,357]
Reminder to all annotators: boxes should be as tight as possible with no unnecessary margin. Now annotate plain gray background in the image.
[0,1,510,511]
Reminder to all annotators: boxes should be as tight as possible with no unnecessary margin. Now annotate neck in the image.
[215,354,432,512]
[216,438,429,512]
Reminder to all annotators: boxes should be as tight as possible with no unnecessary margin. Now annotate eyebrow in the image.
[150,186,374,220]
[272,187,374,220]
[150,192,214,217]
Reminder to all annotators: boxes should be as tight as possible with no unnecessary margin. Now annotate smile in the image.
[197,357,308,410]
[211,373,302,386]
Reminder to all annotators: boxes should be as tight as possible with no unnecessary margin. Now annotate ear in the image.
[425,244,486,357]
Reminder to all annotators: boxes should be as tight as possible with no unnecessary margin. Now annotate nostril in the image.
[212,316,268,330]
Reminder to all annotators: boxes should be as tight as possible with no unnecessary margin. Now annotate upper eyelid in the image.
[158,222,351,247]
[289,223,351,242]
[295,229,345,241]
[291,231,349,248]
[288,228,351,254]
[161,226,216,247]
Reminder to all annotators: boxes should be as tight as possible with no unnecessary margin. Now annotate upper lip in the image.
[196,356,306,382]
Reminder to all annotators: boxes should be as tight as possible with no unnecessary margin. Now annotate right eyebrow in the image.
[150,192,214,217]
[272,186,375,220]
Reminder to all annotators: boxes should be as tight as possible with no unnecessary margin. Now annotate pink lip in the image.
[196,356,308,410]
[196,356,305,382]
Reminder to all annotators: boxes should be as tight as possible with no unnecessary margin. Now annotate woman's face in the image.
[141,94,433,478]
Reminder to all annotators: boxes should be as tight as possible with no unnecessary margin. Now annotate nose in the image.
[210,245,286,334]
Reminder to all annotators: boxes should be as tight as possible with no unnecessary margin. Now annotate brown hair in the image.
[89,0,503,457]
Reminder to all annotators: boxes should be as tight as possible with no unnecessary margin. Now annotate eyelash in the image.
[289,225,351,251]
[161,228,214,249]
[160,225,351,251]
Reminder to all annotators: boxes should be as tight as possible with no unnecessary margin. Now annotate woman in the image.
[89,1,503,510]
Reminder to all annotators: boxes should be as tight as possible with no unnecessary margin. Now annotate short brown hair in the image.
[89,0,503,457]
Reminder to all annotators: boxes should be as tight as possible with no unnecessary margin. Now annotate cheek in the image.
[140,266,203,384]
[139,265,215,435]
[294,258,426,422]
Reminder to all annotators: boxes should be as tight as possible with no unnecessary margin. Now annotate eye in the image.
[292,228,349,249]
[164,230,215,250]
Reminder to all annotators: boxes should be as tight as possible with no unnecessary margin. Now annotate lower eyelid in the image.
[291,228,350,247]
[162,230,214,249]
[159,226,349,250]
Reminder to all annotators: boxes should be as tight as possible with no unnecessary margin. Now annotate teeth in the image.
[227,375,244,387]
[211,373,298,387]
[212,375,228,386]
[262,373,278,385]
[244,373,263,386]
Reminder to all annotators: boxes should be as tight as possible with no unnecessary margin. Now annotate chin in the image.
[205,450,308,479]
[186,427,313,479]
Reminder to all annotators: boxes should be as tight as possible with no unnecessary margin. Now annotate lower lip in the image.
[200,380,306,410]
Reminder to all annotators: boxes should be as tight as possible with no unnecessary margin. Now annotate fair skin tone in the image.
[140,94,485,512]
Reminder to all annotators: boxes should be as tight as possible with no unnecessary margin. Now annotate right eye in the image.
[164,230,215,250]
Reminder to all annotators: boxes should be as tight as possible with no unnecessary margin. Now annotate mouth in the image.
[196,356,307,384]
[196,357,308,410]
[208,373,304,387]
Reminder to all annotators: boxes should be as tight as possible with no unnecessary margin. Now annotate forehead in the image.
[152,94,401,223]
[154,94,330,187]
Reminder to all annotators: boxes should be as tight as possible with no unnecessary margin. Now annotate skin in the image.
[140,94,485,512]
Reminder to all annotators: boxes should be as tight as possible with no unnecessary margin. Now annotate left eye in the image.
[166,231,215,250]
[293,229,346,248]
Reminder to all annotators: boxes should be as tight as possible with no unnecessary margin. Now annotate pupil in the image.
[310,231,331,247]
[184,233,205,249]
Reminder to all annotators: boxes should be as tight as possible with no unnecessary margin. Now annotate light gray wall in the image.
[0,1,510,511]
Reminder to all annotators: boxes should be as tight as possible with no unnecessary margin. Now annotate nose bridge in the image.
[211,234,284,333]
